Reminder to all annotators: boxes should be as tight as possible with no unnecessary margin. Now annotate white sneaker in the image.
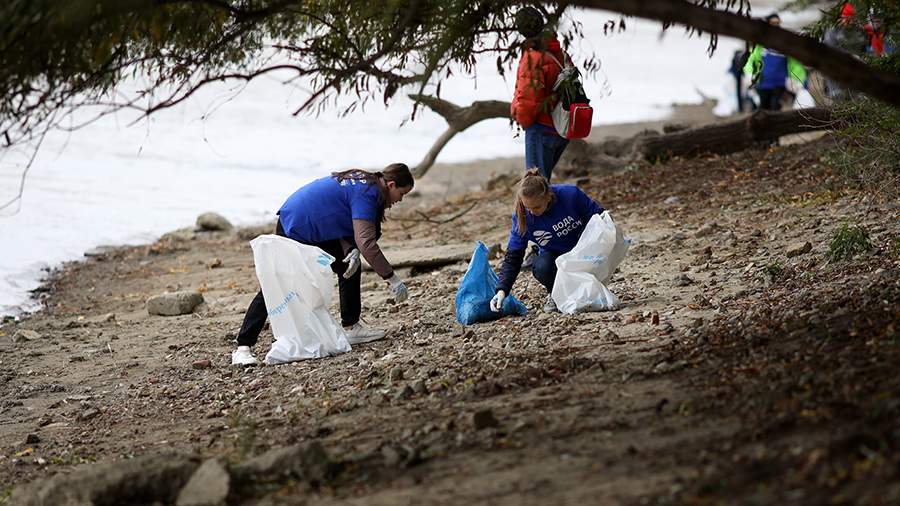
[344,323,386,345]
[231,345,258,365]
[543,296,559,314]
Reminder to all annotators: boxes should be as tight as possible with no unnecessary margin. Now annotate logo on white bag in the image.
[268,290,299,317]
[533,230,552,246]
[316,254,331,267]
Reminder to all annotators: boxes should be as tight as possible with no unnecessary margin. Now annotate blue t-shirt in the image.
[759,48,788,90]
[278,176,382,243]
[506,185,605,254]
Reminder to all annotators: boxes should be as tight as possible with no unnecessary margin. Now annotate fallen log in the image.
[635,107,834,161]
[362,243,477,271]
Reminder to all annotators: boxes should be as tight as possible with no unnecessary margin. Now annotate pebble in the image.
[389,366,404,382]
[472,409,499,430]
[192,359,212,370]
[673,274,694,287]
[786,241,812,258]
[25,434,41,444]
[13,329,41,342]
[395,385,414,400]
[78,408,100,421]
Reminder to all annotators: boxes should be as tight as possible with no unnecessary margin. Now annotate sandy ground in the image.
[2,120,898,504]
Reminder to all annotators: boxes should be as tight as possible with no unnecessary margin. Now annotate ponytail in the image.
[514,169,554,235]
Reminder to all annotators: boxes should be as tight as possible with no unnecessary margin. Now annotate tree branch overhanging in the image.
[567,0,900,108]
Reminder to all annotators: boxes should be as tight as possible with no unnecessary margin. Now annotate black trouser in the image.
[236,221,361,347]
[757,87,785,111]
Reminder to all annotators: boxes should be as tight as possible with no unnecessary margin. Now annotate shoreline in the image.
[3,101,720,320]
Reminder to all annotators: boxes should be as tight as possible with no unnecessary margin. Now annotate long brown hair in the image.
[514,169,555,235]
[332,163,414,222]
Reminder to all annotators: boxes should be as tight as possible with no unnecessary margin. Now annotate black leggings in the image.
[235,221,361,347]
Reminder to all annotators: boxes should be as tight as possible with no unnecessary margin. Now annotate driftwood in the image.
[557,107,835,176]
[410,94,510,177]
[635,107,834,161]
[362,243,474,271]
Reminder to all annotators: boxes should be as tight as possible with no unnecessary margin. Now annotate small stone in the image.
[13,329,41,342]
[651,312,660,325]
[472,409,499,430]
[147,291,204,316]
[395,385,414,400]
[663,196,680,205]
[673,274,694,287]
[78,408,100,421]
[192,359,212,370]
[786,241,812,258]
[196,212,233,232]
[176,458,230,506]
[206,258,223,269]
[381,444,403,467]
[694,222,720,238]
[389,366,404,382]
[602,330,620,341]
[25,434,41,444]
[412,380,427,395]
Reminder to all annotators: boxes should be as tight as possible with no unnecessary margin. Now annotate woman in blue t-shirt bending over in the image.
[490,170,605,314]
[232,163,414,365]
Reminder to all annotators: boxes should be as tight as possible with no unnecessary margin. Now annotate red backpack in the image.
[546,53,593,139]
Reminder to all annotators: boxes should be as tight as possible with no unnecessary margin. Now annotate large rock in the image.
[147,291,204,316]
[10,453,200,506]
[176,459,230,506]
[196,212,232,232]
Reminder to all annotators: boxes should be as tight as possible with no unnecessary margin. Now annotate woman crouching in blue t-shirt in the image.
[232,163,414,365]
[490,170,605,314]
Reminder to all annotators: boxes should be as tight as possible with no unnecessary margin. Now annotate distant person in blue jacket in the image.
[744,13,808,111]
[232,164,414,365]
[490,170,606,314]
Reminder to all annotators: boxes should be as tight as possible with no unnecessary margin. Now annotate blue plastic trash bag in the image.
[455,242,528,325]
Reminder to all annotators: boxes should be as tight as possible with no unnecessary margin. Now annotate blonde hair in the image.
[514,169,555,235]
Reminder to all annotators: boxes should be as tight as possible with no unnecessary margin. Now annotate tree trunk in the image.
[635,107,834,161]
[410,94,511,176]
[570,0,900,108]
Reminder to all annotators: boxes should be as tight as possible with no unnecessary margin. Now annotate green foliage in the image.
[890,235,900,260]
[228,411,258,458]
[763,261,784,280]
[0,0,532,147]
[825,96,900,196]
[828,223,873,261]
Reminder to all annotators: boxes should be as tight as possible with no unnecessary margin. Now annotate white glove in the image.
[342,248,361,279]
[387,273,408,303]
[490,290,506,313]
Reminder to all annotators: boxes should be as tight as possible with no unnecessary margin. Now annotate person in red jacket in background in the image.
[510,7,570,182]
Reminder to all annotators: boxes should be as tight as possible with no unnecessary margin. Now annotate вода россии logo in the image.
[533,230,552,246]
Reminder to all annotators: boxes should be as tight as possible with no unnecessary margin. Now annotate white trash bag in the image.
[551,212,630,314]
[249,235,351,364]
